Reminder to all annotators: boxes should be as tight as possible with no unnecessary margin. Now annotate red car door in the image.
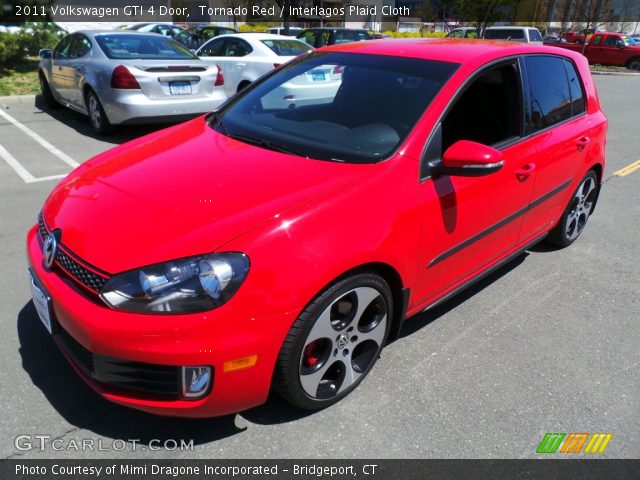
[587,34,605,64]
[413,59,537,306]
[518,56,591,239]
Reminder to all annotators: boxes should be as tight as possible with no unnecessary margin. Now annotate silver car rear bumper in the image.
[102,90,227,125]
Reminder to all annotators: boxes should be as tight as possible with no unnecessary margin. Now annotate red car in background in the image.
[554,32,640,70]
[560,29,596,44]
[27,39,607,417]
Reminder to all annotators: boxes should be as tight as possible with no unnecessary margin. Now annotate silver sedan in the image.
[38,30,227,134]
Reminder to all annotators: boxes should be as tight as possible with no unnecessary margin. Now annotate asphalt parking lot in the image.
[1,76,638,460]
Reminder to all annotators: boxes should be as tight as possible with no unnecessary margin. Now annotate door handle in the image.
[576,136,590,150]
[515,163,536,181]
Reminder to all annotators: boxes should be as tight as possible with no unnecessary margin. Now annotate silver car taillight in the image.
[111,65,141,89]
[215,65,224,87]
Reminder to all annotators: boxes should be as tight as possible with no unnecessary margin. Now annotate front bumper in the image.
[26,226,294,417]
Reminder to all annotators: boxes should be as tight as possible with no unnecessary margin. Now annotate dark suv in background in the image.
[174,25,238,50]
[296,28,371,47]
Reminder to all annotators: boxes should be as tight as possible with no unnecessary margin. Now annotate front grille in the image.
[57,327,185,400]
[37,214,109,293]
[55,248,108,292]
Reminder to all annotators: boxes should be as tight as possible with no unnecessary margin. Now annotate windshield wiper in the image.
[227,133,308,158]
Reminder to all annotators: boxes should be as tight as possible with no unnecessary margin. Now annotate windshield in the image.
[211,52,458,163]
[624,35,640,46]
[96,34,196,60]
[261,39,312,56]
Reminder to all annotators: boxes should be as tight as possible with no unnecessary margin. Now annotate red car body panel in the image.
[27,39,607,417]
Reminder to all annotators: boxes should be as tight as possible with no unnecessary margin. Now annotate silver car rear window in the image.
[96,34,196,60]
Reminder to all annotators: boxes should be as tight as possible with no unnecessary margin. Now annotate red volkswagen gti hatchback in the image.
[27,39,606,417]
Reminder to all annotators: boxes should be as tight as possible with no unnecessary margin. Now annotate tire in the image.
[237,81,250,93]
[546,170,598,247]
[273,273,393,410]
[85,89,112,135]
[39,72,60,109]
[628,58,640,72]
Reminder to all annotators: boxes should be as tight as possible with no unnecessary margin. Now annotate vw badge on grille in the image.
[43,232,58,268]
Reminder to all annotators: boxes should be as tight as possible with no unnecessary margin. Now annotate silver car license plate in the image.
[28,268,53,334]
[169,81,192,95]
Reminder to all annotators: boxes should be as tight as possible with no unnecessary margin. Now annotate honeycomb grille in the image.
[38,213,109,293]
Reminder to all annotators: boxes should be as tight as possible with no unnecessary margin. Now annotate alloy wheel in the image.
[565,175,597,242]
[88,94,102,130]
[299,286,387,399]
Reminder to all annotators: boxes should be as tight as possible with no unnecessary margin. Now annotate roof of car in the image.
[302,27,368,32]
[320,38,583,65]
[214,33,303,41]
[485,26,539,30]
[77,30,171,37]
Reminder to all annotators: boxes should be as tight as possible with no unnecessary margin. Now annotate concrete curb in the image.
[0,94,37,103]
[590,70,640,76]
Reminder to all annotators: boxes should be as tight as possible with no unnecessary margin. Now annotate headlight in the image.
[100,253,250,314]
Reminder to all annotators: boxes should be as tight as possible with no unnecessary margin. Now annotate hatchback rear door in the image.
[517,55,592,240]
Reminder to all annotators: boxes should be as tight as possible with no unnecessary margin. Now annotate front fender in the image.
[220,154,423,322]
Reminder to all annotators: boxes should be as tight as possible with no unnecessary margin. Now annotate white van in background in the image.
[483,26,543,44]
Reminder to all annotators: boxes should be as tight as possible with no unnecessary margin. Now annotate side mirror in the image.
[616,41,625,48]
[39,49,52,59]
[435,140,504,177]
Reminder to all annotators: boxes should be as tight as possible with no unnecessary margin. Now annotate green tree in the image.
[452,0,520,37]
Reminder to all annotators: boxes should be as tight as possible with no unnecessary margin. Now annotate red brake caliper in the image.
[303,343,319,367]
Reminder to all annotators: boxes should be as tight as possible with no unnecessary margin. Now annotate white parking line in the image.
[0,143,68,184]
[0,108,79,168]
[0,143,35,183]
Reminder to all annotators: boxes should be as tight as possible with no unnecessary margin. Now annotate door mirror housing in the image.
[39,49,52,59]
[435,140,504,177]
[616,40,625,48]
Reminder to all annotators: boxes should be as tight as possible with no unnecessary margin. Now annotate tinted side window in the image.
[54,35,73,59]
[604,35,618,47]
[442,61,523,150]
[525,56,572,132]
[69,35,91,58]
[485,29,524,40]
[199,38,226,56]
[224,39,252,57]
[563,60,586,115]
[528,29,542,42]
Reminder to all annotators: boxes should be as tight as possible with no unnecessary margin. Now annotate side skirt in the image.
[393,231,548,339]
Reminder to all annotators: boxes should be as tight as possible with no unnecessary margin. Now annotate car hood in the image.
[42,117,370,274]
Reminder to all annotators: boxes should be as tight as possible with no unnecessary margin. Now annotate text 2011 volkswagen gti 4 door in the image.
[27,39,606,417]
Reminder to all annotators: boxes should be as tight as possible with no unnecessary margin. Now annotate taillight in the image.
[333,65,344,74]
[215,65,224,86]
[273,63,282,69]
[111,65,140,89]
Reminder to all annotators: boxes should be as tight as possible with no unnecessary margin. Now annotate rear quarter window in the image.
[563,60,586,116]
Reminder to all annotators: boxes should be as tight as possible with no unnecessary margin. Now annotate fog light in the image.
[223,354,258,372]
[181,366,212,399]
